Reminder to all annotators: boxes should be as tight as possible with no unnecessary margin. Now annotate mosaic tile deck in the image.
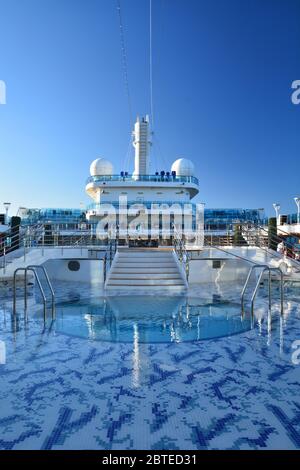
[0,282,300,450]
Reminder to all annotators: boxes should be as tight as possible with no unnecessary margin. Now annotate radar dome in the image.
[90,158,114,176]
[171,158,195,177]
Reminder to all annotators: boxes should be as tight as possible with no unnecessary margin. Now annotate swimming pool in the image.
[47,296,252,343]
[0,281,300,450]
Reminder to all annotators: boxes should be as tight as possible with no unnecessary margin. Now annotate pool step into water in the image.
[105,248,187,292]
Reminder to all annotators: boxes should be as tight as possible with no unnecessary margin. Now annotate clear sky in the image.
[0,0,299,217]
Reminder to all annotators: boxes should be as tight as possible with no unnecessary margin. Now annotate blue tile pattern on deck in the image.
[0,285,300,450]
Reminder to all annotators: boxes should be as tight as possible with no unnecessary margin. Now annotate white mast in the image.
[133,115,151,176]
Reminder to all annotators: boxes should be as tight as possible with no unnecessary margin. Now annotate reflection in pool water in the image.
[44,296,252,343]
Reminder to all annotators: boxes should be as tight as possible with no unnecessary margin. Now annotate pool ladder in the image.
[241,264,284,317]
[13,265,55,320]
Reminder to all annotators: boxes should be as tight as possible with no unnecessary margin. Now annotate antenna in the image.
[149,0,154,129]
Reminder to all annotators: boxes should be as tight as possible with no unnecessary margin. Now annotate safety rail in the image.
[241,264,284,317]
[13,266,55,320]
[0,225,111,273]
[204,223,300,276]
[172,224,190,282]
[86,174,199,186]
[103,239,117,283]
[242,224,300,275]
[0,222,45,271]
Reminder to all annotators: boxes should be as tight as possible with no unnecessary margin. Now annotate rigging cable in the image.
[117,0,133,128]
[124,133,133,173]
[149,0,154,130]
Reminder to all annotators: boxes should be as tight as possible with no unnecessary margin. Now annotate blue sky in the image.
[0,0,299,217]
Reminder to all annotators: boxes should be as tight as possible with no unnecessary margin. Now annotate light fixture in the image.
[3,202,11,224]
[294,197,300,224]
[272,203,281,225]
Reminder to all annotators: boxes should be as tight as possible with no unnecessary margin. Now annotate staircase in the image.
[105,248,187,292]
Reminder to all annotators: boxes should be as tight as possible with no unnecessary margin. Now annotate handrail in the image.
[103,238,117,284]
[25,265,55,319]
[204,224,300,277]
[241,264,284,317]
[241,264,271,313]
[172,223,190,283]
[245,223,300,255]
[243,224,300,273]
[86,174,199,186]
[13,268,47,320]
[13,266,55,320]
[250,267,284,317]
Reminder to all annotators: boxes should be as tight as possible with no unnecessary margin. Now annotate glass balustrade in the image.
[86,174,199,185]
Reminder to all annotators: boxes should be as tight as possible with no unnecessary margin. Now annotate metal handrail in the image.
[245,223,300,255]
[172,223,190,283]
[13,266,55,320]
[243,225,300,273]
[25,265,55,319]
[0,222,45,269]
[103,238,117,284]
[13,268,47,320]
[86,174,199,186]
[241,264,284,317]
[204,225,300,278]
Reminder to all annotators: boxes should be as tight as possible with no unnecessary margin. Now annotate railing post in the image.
[13,269,17,315]
[103,255,107,283]
[3,246,6,274]
[280,270,284,315]
[268,269,271,311]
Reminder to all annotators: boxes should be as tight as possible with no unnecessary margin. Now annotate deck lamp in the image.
[3,202,11,225]
[294,197,300,224]
[273,203,280,225]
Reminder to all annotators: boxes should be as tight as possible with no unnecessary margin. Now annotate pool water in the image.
[49,296,251,343]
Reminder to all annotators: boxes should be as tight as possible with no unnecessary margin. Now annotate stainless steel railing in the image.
[103,239,117,284]
[13,266,55,320]
[241,264,284,317]
[172,224,190,283]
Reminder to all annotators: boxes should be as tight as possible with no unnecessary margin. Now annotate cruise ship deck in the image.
[1,116,300,451]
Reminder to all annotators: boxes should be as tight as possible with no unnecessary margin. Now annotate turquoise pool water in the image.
[49,296,251,343]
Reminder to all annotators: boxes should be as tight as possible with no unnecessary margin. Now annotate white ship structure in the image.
[0,116,300,298]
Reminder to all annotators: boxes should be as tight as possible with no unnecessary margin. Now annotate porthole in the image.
[68,260,80,271]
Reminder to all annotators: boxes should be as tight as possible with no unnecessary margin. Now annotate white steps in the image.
[105,248,187,292]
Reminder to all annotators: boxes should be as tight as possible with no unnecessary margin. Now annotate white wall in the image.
[43,259,103,284]
[189,258,250,284]
[99,186,192,203]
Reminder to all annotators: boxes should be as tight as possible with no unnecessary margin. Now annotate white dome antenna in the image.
[171,158,195,177]
[90,158,114,176]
